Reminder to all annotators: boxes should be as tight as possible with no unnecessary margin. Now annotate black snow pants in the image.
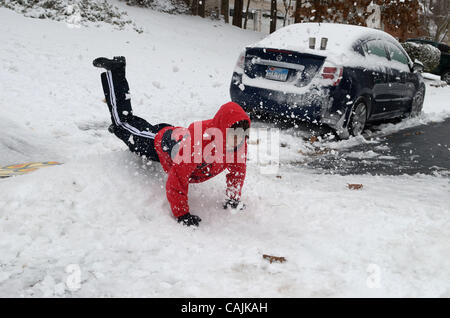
[100,66,172,162]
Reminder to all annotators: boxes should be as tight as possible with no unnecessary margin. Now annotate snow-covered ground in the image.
[0,3,449,297]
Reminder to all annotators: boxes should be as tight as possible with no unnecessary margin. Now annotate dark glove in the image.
[223,199,246,211]
[177,213,202,227]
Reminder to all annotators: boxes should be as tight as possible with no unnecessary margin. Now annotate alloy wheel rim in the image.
[412,87,425,114]
[351,103,367,136]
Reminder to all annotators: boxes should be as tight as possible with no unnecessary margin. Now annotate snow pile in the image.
[422,72,447,87]
[0,0,141,31]
[0,5,449,297]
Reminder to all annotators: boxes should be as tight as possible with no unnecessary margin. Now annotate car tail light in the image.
[321,64,343,86]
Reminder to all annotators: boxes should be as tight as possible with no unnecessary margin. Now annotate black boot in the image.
[108,124,115,134]
[93,56,126,71]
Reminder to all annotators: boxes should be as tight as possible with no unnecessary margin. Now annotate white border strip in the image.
[106,71,156,139]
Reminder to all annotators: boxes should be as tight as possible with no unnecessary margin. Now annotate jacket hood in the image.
[183,102,250,160]
[212,102,250,133]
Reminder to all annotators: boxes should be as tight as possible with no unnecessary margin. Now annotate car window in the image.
[438,44,450,54]
[386,42,409,65]
[364,40,388,59]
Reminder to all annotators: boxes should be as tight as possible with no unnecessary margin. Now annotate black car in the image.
[406,38,450,84]
[230,23,426,138]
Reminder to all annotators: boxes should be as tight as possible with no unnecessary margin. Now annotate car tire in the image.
[442,71,450,85]
[409,85,425,117]
[348,99,368,137]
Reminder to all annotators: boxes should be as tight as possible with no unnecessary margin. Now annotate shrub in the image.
[121,0,189,14]
[0,0,142,32]
[401,42,441,72]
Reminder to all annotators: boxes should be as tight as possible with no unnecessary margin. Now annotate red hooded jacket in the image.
[154,102,250,218]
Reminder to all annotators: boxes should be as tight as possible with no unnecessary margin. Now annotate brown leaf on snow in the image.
[314,148,330,155]
[309,135,319,143]
[276,175,282,179]
[263,254,287,264]
[404,131,424,136]
[348,183,363,190]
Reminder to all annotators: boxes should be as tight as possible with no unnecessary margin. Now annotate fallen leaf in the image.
[263,254,287,264]
[348,183,363,190]
[309,135,319,143]
[314,148,330,155]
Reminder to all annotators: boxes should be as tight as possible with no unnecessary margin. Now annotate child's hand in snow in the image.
[223,199,246,213]
[177,213,202,227]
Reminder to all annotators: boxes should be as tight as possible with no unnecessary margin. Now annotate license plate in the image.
[265,67,289,81]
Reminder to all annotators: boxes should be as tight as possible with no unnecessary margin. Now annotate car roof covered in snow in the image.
[249,23,398,60]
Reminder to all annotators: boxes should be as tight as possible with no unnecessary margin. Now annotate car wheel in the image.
[348,100,367,136]
[410,85,425,117]
[442,71,450,85]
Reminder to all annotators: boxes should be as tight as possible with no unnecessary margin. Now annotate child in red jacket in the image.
[94,56,250,227]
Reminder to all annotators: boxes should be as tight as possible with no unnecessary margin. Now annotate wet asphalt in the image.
[305,118,450,176]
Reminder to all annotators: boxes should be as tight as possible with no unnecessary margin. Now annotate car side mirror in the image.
[412,59,424,73]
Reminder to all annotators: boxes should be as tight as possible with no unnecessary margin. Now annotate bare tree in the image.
[190,0,206,17]
[221,0,229,23]
[421,0,449,42]
[294,0,302,23]
[190,0,198,15]
[282,0,292,27]
[233,0,244,28]
[199,0,206,17]
[436,19,449,42]
[243,0,251,29]
[270,0,277,33]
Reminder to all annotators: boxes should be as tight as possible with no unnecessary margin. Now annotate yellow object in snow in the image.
[0,161,62,178]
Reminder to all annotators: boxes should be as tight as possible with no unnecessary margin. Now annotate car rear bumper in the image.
[230,75,349,131]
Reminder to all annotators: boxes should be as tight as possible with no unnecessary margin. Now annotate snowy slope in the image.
[0,4,450,297]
